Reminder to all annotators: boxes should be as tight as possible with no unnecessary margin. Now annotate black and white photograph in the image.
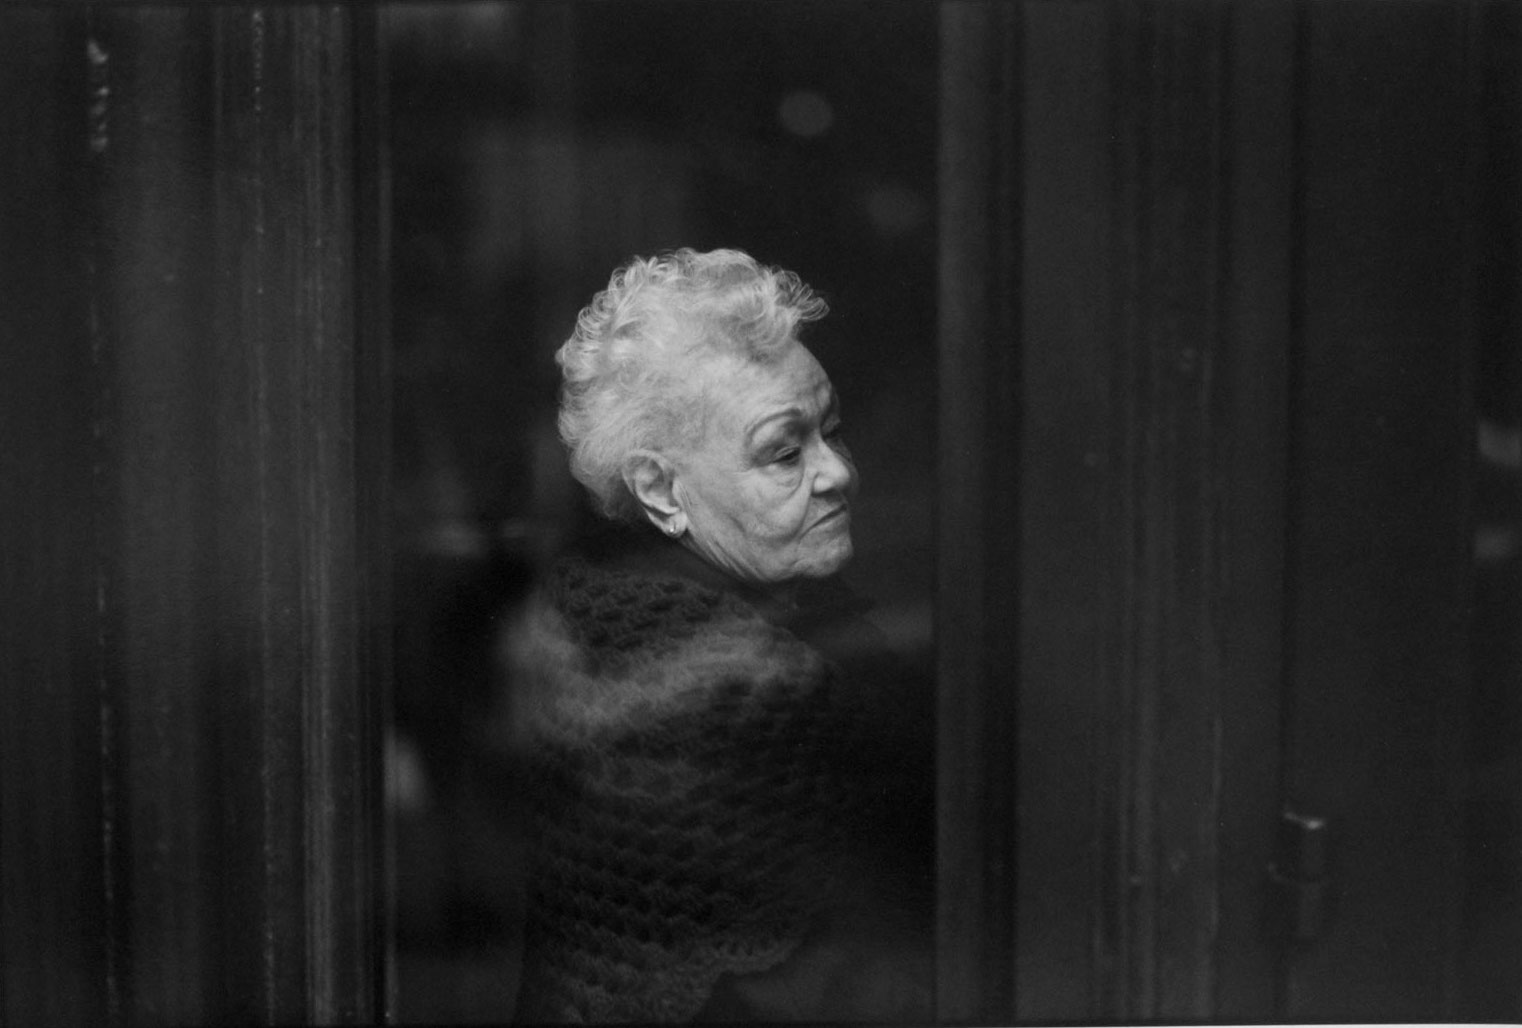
[1,1,1518,1024]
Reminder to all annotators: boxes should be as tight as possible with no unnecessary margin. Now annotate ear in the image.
[622,450,683,532]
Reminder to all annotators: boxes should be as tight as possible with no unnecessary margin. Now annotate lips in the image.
[813,504,850,529]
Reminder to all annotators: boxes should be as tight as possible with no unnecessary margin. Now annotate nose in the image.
[812,437,857,497]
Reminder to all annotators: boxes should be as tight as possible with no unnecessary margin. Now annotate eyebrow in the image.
[744,408,804,445]
[744,388,838,444]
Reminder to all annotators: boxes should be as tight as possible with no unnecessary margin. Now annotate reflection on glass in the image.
[384,4,936,1021]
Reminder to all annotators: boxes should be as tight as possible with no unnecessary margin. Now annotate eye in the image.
[823,420,844,441]
[773,446,802,466]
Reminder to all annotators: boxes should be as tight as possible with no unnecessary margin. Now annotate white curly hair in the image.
[555,248,828,522]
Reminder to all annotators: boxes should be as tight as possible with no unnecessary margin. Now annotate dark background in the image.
[382,5,937,1020]
[2,2,1519,1025]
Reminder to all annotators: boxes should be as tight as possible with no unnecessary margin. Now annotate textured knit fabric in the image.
[505,549,873,1023]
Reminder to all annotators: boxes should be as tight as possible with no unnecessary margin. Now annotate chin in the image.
[805,537,853,579]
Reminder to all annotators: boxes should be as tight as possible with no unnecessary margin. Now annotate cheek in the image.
[736,480,812,540]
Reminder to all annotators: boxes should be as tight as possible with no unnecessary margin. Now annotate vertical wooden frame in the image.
[0,9,111,1025]
[1013,1,1112,1019]
[936,2,1022,1020]
[1015,1,1252,1018]
[1214,1,1297,1018]
[1103,3,1234,1017]
[940,1,1298,1019]
[92,9,219,1021]
[0,6,388,1024]
[941,0,1492,1020]
[1276,1,1478,1017]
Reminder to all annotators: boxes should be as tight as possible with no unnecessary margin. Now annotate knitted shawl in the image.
[505,552,866,1023]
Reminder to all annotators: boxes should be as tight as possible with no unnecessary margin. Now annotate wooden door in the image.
[0,7,390,1024]
[938,0,1520,1020]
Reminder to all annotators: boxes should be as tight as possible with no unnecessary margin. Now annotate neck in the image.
[666,534,802,623]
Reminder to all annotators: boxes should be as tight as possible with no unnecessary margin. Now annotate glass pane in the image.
[1463,3,1522,1014]
[383,4,937,1020]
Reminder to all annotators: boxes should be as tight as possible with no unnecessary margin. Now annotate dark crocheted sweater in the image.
[503,537,929,1023]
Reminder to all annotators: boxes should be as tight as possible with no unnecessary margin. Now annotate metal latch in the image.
[1266,810,1333,944]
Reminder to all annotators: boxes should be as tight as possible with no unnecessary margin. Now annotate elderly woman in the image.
[505,248,932,1023]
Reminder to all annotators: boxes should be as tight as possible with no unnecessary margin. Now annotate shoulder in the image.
[501,556,832,748]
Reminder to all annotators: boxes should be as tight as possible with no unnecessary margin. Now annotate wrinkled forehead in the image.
[670,342,832,453]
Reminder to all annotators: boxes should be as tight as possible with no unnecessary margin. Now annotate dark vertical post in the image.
[1017,1,1244,1018]
[352,6,396,1021]
[1277,2,1476,1017]
[91,9,219,1022]
[936,2,1022,1021]
[1013,1,1112,1018]
[0,5,387,1024]
[1214,1,1297,1018]
[0,10,110,1025]
[949,1,1293,1019]
[1103,3,1235,1018]
[200,8,384,1021]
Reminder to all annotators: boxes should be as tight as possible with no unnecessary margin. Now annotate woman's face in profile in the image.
[674,342,857,586]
